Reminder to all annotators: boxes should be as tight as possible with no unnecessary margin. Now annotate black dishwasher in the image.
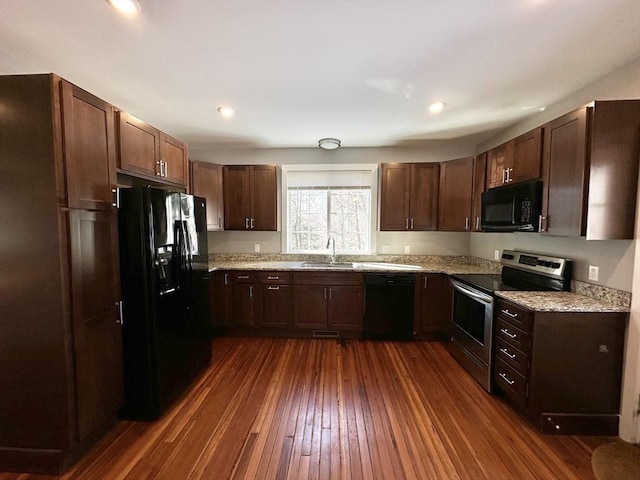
[364,274,415,340]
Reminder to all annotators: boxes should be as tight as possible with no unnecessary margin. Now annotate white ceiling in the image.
[1,0,640,150]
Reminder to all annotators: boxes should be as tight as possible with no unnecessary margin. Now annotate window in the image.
[282,164,378,254]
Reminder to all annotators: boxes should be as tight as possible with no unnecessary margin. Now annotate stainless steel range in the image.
[448,250,572,392]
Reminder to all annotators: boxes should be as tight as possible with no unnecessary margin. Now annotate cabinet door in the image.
[486,141,514,189]
[471,153,487,232]
[231,283,254,327]
[379,163,410,231]
[60,80,117,211]
[223,166,250,230]
[410,163,439,230]
[117,111,160,179]
[293,285,328,329]
[250,165,277,231]
[541,108,589,236]
[511,127,542,184]
[413,274,448,338]
[160,133,188,186]
[191,161,224,231]
[327,286,363,331]
[68,210,123,442]
[438,157,474,231]
[256,285,291,328]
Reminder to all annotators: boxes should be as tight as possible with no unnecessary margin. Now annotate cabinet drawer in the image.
[495,338,528,374]
[230,272,256,284]
[496,299,532,331]
[292,272,363,286]
[257,272,290,284]
[494,358,527,407]
[496,319,530,353]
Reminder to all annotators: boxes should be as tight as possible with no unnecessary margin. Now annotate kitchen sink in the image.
[353,262,422,270]
[300,262,354,269]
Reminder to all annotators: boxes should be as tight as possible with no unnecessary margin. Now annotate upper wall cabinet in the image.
[487,128,542,189]
[540,101,640,239]
[117,111,188,187]
[438,157,474,231]
[223,165,277,231]
[379,162,439,231]
[190,161,224,231]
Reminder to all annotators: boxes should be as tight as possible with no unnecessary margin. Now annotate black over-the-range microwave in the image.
[480,180,542,232]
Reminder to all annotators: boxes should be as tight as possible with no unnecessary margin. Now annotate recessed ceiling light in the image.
[428,102,446,114]
[106,0,141,15]
[318,138,341,150]
[217,106,235,119]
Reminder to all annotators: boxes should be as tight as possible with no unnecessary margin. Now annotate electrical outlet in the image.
[588,265,599,281]
[494,250,500,260]
[382,245,390,254]
[404,245,411,254]
[254,243,261,253]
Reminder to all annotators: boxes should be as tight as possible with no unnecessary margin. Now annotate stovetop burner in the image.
[450,274,519,295]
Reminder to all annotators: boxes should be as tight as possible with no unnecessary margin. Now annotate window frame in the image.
[281,163,379,255]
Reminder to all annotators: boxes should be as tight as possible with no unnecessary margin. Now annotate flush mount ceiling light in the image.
[428,101,446,114]
[217,106,235,118]
[318,138,341,150]
[106,0,141,15]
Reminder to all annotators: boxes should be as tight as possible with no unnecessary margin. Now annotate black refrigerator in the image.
[117,187,211,420]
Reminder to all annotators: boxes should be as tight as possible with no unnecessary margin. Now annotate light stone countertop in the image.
[495,291,629,313]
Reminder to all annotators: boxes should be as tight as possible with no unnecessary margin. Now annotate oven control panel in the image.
[500,250,570,280]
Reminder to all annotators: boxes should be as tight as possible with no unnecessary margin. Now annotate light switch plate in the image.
[589,265,599,281]
[404,245,411,254]
[254,243,261,253]
[494,250,500,260]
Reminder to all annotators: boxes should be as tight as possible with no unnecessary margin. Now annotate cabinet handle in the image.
[267,286,280,290]
[237,275,250,279]
[156,161,162,176]
[476,216,480,231]
[424,276,427,288]
[224,273,229,285]
[501,309,519,319]
[112,188,119,208]
[249,286,253,298]
[465,217,470,230]
[410,218,414,229]
[502,168,507,184]
[498,372,515,386]
[116,301,124,325]
[267,276,279,280]
[250,218,254,229]
[245,218,250,229]
[546,417,561,431]
[500,328,517,339]
[538,215,547,233]
[507,168,513,182]
[405,218,409,229]
[164,160,169,178]
[499,347,516,359]
[324,287,327,300]
[329,288,332,300]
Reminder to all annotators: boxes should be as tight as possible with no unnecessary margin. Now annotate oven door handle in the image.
[450,279,493,305]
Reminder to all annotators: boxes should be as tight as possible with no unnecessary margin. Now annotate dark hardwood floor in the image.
[1,338,611,479]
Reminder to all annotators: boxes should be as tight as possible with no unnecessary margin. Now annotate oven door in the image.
[450,279,494,365]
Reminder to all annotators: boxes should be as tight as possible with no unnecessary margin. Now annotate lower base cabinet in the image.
[493,298,626,435]
[413,273,452,340]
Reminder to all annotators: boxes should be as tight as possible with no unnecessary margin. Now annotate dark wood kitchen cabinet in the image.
[438,157,474,231]
[471,152,487,232]
[540,101,640,239]
[0,74,123,474]
[209,271,230,335]
[228,271,256,328]
[413,273,451,340]
[255,272,292,329]
[379,162,439,231]
[292,272,364,336]
[223,165,277,231]
[486,128,541,189]
[493,298,626,435]
[191,161,224,230]
[117,111,188,187]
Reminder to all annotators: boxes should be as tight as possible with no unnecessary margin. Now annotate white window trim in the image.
[281,163,379,255]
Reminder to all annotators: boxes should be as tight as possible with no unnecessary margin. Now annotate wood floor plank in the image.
[0,338,612,480]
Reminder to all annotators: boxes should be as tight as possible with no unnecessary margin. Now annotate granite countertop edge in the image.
[495,291,629,313]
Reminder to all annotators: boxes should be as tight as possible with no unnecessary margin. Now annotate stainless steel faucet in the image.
[326,236,336,264]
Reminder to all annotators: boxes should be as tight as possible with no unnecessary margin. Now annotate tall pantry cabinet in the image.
[0,74,123,474]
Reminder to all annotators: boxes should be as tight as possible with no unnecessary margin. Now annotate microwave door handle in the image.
[511,198,517,225]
